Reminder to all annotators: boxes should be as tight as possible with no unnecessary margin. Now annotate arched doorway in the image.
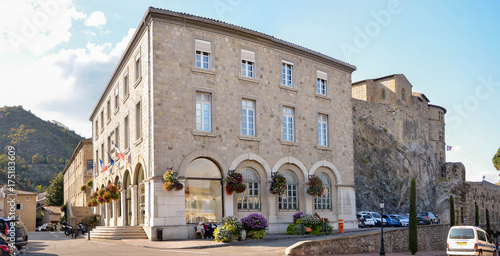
[114,176,122,221]
[184,158,223,223]
[135,165,146,226]
[124,170,132,226]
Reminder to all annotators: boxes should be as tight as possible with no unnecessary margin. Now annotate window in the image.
[381,89,386,99]
[16,203,23,211]
[123,71,129,98]
[196,92,211,132]
[101,144,104,165]
[107,100,111,122]
[95,120,99,137]
[282,107,294,141]
[100,111,104,131]
[135,102,142,140]
[107,135,112,158]
[241,50,255,78]
[279,170,298,210]
[114,126,120,148]
[282,62,293,86]
[401,88,406,101]
[237,168,260,210]
[318,114,328,146]
[124,116,130,149]
[314,174,331,210]
[439,131,444,142]
[114,86,119,110]
[241,99,255,136]
[317,71,327,95]
[95,149,99,172]
[135,51,141,81]
[195,39,211,69]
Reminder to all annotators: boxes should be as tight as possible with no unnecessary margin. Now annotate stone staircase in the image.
[89,226,148,240]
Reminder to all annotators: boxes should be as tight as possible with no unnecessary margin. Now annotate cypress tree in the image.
[474,202,479,226]
[409,178,417,255]
[486,209,491,236]
[449,195,455,227]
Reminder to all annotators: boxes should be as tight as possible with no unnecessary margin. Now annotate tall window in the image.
[100,111,104,131]
[439,131,444,142]
[241,99,255,136]
[107,100,111,122]
[196,92,211,132]
[282,107,294,141]
[318,114,328,146]
[195,39,211,69]
[95,120,99,138]
[101,144,104,165]
[123,71,129,98]
[282,62,293,86]
[114,126,120,148]
[135,51,141,81]
[381,89,386,99]
[107,135,112,158]
[237,168,260,210]
[135,102,142,140]
[124,116,130,149]
[114,86,119,110]
[401,88,406,101]
[314,173,331,210]
[279,170,298,210]
[241,50,255,78]
[317,71,327,95]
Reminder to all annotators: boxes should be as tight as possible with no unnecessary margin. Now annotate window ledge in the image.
[122,94,130,103]
[238,76,259,84]
[107,119,111,125]
[192,131,217,137]
[191,67,216,75]
[134,77,142,88]
[238,135,260,142]
[114,108,119,115]
[280,140,299,147]
[134,138,143,146]
[315,94,331,101]
[278,84,298,92]
[100,128,104,133]
[123,148,130,155]
[315,145,332,151]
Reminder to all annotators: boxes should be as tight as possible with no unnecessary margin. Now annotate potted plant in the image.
[163,168,183,191]
[270,172,286,195]
[306,175,324,197]
[225,170,246,195]
[240,213,268,239]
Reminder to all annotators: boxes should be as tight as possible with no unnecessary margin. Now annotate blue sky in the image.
[1,0,499,183]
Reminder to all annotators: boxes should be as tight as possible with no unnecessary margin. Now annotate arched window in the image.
[401,88,406,101]
[185,158,222,223]
[136,165,145,225]
[314,173,331,210]
[237,168,260,210]
[381,89,386,99]
[279,170,298,210]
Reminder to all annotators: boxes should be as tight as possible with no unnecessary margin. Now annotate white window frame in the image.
[196,92,212,132]
[135,51,141,81]
[123,70,129,98]
[281,61,293,87]
[282,107,294,141]
[124,116,130,149]
[135,102,142,140]
[317,78,327,95]
[241,60,254,78]
[196,51,210,69]
[241,99,255,136]
[318,114,328,147]
[237,168,260,210]
[195,39,211,69]
[314,174,331,210]
[114,86,119,110]
[279,171,298,210]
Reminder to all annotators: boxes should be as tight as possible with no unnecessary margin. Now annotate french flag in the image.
[115,144,125,161]
[99,158,107,172]
[446,145,452,151]
[107,152,115,167]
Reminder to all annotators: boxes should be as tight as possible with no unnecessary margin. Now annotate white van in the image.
[447,226,497,255]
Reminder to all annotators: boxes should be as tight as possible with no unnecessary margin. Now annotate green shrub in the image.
[214,226,235,243]
[310,225,321,235]
[222,216,242,236]
[321,222,333,235]
[292,224,305,235]
[409,178,417,254]
[251,230,266,240]
[300,214,320,226]
[286,223,296,235]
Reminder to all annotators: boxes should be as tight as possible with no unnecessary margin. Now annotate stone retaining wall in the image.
[285,224,449,255]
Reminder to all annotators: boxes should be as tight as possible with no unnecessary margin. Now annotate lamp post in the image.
[380,200,385,256]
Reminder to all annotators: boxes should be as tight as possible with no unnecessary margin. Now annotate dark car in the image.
[416,212,439,225]
[0,232,17,256]
[0,218,28,250]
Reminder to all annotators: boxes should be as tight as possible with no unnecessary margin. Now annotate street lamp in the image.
[380,200,385,256]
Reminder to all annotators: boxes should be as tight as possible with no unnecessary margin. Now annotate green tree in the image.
[493,147,500,170]
[409,178,417,255]
[449,195,455,227]
[45,172,64,206]
[31,153,44,164]
[486,209,491,236]
[46,155,53,164]
[474,202,479,226]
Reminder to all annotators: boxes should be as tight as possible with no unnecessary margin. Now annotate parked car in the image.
[40,223,56,231]
[0,232,18,256]
[362,215,376,227]
[446,226,496,255]
[383,214,401,227]
[397,215,409,227]
[356,214,365,228]
[0,218,28,250]
[368,212,388,226]
[417,212,440,225]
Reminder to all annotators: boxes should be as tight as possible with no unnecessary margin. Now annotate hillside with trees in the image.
[0,106,84,191]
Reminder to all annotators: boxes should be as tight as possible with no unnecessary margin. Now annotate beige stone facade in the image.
[0,187,38,231]
[352,74,446,162]
[63,139,93,207]
[89,7,357,240]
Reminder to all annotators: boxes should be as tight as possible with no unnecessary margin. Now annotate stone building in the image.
[0,186,38,231]
[63,138,93,207]
[352,74,446,162]
[89,7,357,240]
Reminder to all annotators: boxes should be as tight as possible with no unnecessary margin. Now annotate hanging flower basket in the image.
[163,168,183,191]
[306,175,324,197]
[225,170,245,195]
[270,173,287,195]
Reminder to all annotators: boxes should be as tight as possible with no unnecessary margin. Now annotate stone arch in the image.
[271,157,308,182]
[308,161,343,185]
[229,153,272,179]
[178,149,228,178]
[132,155,148,182]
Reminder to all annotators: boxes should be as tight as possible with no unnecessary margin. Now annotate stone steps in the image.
[90,226,148,240]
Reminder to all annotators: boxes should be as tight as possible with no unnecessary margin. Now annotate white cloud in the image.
[84,11,106,27]
[0,0,86,56]
[0,28,136,138]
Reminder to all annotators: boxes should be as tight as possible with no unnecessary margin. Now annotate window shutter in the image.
[317,70,328,80]
[241,50,255,62]
[195,39,211,53]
